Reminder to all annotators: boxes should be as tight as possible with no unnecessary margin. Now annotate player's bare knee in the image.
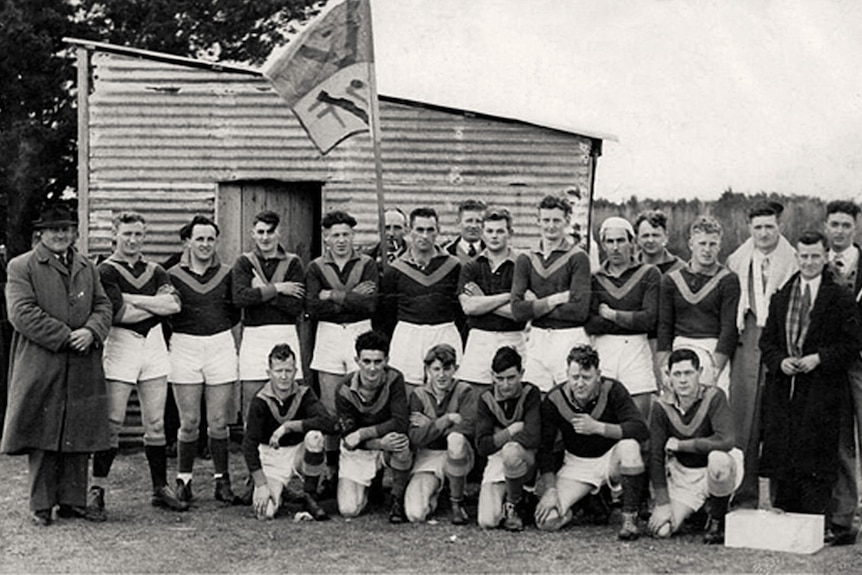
[707,450,732,472]
[304,430,325,452]
[447,432,468,459]
[617,439,644,469]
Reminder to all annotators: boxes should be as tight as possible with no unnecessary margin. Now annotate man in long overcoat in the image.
[759,230,861,543]
[1,204,112,525]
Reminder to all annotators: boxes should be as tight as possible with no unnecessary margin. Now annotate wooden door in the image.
[217,179,322,266]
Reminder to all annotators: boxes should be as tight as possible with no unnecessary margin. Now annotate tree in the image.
[0,0,325,257]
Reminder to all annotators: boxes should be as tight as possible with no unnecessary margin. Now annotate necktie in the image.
[800,282,811,321]
[835,257,845,275]
[761,257,769,292]
[467,242,477,257]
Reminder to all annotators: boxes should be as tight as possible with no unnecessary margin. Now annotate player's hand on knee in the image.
[343,431,363,450]
[380,432,409,452]
[649,503,673,537]
[253,485,273,518]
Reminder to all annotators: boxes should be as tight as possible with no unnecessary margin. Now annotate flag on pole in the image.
[264,0,373,154]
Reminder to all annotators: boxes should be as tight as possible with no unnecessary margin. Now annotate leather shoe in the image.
[214,476,240,505]
[30,509,52,526]
[176,478,193,503]
[152,484,190,512]
[826,524,858,546]
[57,504,107,522]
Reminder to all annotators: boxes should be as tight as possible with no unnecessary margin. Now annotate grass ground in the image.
[1,448,860,574]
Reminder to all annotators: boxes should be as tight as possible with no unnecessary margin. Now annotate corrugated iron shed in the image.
[68,38,604,262]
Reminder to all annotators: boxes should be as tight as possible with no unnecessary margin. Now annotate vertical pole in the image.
[365,0,388,267]
[76,46,91,253]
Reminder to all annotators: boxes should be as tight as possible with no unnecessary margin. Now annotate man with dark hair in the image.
[458,208,526,388]
[336,331,413,522]
[445,199,487,262]
[381,207,462,388]
[306,209,377,487]
[404,344,476,524]
[475,346,541,531]
[511,195,591,392]
[586,216,661,417]
[2,203,113,525]
[91,212,188,517]
[168,215,241,505]
[233,210,306,424]
[824,200,862,545]
[760,230,861,545]
[243,343,336,521]
[648,348,742,544]
[634,210,685,274]
[658,216,740,396]
[534,345,649,539]
[726,202,797,508]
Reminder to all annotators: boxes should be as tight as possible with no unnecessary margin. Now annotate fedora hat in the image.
[33,204,78,229]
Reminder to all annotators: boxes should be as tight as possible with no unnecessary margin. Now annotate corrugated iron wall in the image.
[86,51,596,260]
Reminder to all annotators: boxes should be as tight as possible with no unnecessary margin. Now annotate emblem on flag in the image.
[264,0,373,154]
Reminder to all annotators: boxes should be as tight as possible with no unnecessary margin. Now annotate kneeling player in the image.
[534,345,649,539]
[243,344,336,521]
[404,344,476,524]
[475,347,541,531]
[336,331,413,522]
[648,348,742,544]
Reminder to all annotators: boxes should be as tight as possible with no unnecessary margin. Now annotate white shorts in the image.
[558,447,620,494]
[339,445,384,487]
[667,448,744,511]
[524,326,590,392]
[103,324,170,383]
[673,336,730,398]
[310,319,372,375]
[592,334,657,395]
[389,321,463,385]
[170,330,238,385]
[239,324,302,381]
[458,329,527,385]
[258,443,303,486]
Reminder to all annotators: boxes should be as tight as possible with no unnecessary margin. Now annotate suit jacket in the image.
[758,270,861,479]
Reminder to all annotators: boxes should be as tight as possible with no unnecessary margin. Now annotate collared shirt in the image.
[637,249,685,275]
[99,255,173,337]
[305,249,377,323]
[231,245,304,327]
[510,238,591,329]
[168,250,238,335]
[799,274,822,306]
[381,247,461,327]
[585,260,660,336]
[458,248,525,332]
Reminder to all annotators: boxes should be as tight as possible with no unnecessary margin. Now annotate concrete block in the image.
[725,509,824,554]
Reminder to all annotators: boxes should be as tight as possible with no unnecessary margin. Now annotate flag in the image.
[264,0,373,154]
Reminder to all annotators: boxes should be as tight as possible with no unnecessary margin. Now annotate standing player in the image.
[306,210,377,486]
[534,345,649,540]
[445,199,487,262]
[511,195,591,393]
[458,208,526,389]
[243,344,336,521]
[648,349,742,544]
[475,346,542,531]
[381,207,462,388]
[634,210,685,274]
[168,215,241,505]
[726,202,796,508]
[335,331,413,522]
[657,216,740,396]
[232,210,305,425]
[823,200,862,545]
[91,212,188,516]
[404,344,476,524]
[585,216,660,417]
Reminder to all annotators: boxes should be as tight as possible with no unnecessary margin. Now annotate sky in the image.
[370,0,862,202]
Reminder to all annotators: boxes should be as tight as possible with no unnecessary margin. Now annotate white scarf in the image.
[727,235,797,331]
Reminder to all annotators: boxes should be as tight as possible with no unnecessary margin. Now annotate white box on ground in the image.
[725,509,824,554]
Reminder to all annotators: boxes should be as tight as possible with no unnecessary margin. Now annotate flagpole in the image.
[365,0,388,269]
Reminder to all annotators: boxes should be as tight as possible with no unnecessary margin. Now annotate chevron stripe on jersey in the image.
[243,251,296,283]
[103,258,159,290]
[668,267,731,305]
[257,385,309,425]
[414,381,471,419]
[317,254,373,292]
[594,264,653,301]
[547,379,612,421]
[654,386,719,437]
[481,383,536,427]
[169,264,232,295]
[528,246,584,280]
[390,256,459,287]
